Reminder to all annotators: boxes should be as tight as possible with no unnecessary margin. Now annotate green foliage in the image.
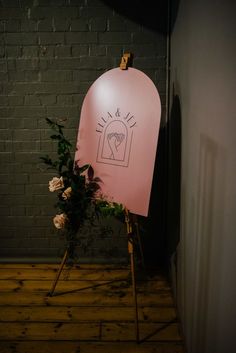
[40,118,73,174]
[95,199,124,220]
[40,118,124,258]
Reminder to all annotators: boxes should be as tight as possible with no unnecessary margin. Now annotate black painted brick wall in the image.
[0,0,167,262]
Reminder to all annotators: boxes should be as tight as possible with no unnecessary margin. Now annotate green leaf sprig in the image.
[40,118,124,253]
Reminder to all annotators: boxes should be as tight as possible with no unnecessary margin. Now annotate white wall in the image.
[170,0,236,352]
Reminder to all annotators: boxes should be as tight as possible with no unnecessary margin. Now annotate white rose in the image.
[53,213,68,229]
[62,186,72,200]
[49,176,64,192]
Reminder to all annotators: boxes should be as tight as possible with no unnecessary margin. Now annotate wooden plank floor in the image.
[0,264,185,353]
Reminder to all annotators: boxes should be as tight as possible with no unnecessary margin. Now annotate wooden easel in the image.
[48,54,143,342]
[124,208,140,342]
[48,209,142,342]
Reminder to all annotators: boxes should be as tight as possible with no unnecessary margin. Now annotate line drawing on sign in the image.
[107,132,125,160]
[103,121,126,161]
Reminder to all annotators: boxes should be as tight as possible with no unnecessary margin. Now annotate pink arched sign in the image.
[75,67,161,216]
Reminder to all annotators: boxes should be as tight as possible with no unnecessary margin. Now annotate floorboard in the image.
[0,264,185,353]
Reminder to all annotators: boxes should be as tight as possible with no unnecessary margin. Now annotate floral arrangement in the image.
[40,118,124,258]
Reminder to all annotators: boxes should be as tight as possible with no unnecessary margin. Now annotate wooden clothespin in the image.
[120,53,132,70]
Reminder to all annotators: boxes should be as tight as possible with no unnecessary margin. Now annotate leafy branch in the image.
[40,118,73,174]
[40,117,125,254]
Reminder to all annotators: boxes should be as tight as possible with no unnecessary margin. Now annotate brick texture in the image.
[0,0,167,262]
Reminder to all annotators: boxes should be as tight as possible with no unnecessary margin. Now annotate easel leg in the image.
[125,209,139,343]
[128,237,140,343]
[48,248,68,297]
[133,215,145,269]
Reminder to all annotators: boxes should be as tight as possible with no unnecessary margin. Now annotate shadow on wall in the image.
[166,93,181,259]
[189,134,226,353]
[135,95,181,268]
[138,125,168,267]
[102,0,180,34]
